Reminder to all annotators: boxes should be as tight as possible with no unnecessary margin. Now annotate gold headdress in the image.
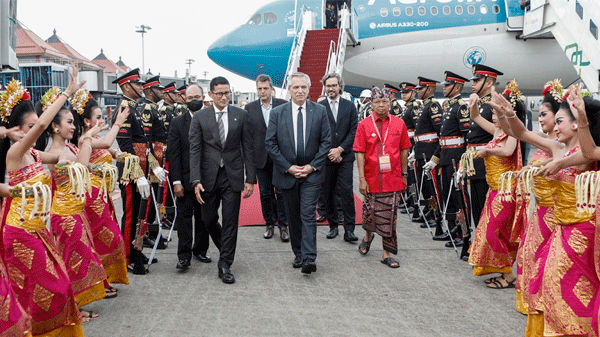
[503,80,522,108]
[41,87,62,112]
[70,89,91,115]
[542,79,564,103]
[0,79,30,123]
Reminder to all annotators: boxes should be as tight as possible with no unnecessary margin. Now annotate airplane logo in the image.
[463,47,487,69]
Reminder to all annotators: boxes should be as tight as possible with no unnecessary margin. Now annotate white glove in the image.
[423,160,437,171]
[408,152,415,166]
[152,167,167,183]
[136,177,150,199]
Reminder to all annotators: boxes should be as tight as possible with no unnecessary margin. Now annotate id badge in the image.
[379,155,392,172]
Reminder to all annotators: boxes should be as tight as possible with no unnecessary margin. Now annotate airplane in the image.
[207,0,581,97]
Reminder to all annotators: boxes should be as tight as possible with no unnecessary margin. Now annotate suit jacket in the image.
[245,97,288,169]
[189,105,256,192]
[167,111,193,192]
[319,97,358,164]
[265,100,332,190]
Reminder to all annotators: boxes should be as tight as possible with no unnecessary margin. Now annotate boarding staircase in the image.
[521,0,600,94]
[281,4,359,100]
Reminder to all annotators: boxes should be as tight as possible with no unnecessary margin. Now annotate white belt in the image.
[440,138,465,146]
[415,133,439,142]
[469,145,486,151]
[408,131,415,138]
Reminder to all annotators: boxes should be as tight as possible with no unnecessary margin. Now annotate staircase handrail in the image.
[281,5,310,94]
[322,40,338,95]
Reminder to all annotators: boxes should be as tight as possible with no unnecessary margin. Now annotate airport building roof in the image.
[45,29,100,70]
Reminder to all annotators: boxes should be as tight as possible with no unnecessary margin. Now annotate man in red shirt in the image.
[353,87,411,268]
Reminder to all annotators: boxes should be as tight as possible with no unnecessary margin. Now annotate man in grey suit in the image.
[189,76,256,284]
[265,72,331,274]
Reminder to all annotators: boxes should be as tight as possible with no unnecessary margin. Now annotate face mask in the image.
[187,100,203,112]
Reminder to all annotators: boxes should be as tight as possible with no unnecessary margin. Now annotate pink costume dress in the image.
[468,133,521,276]
[85,148,129,285]
[50,143,106,308]
[2,149,83,336]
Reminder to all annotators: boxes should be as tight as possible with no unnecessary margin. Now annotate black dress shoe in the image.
[460,253,470,262]
[292,256,302,268]
[399,206,415,214]
[301,261,317,274]
[316,215,326,222]
[193,253,212,263]
[344,231,358,242]
[420,220,436,229]
[412,216,425,223]
[432,232,451,241]
[264,225,274,239]
[218,267,235,284]
[176,259,191,270]
[326,227,339,239]
[445,238,464,247]
[128,263,148,275]
[141,254,158,264]
[280,227,290,242]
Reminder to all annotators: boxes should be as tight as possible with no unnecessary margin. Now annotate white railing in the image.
[280,8,315,99]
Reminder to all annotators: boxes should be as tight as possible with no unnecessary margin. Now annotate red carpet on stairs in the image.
[298,29,340,101]
[238,188,364,227]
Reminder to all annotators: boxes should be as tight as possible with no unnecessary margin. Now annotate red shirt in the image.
[353,113,411,193]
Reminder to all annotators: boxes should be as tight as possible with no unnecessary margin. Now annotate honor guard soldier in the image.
[413,77,443,234]
[112,69,164,274]
[432,71,470,247]
[140,76,169,248]
[463,64,503,260]
[160,82,177,134]
[399,82,418,215]
[357,89,372,121]
[174,85,189,117]
[384,83,402,118]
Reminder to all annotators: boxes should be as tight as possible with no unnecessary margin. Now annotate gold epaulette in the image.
[147,152,160,170]
[458,99,467,106]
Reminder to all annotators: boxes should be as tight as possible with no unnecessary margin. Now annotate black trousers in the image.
[282,179,320,262]
[201,167,241,269]
[321,160,355,232]
[120,182,142,264]
[466,178,489,228]
[176,190,221,261]
[256,159,287,228]
[413,158,433,219]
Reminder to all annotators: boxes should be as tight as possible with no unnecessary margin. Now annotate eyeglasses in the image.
[212,91,232,98]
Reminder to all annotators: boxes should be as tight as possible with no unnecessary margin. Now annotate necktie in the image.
[217,111,225,166]
[297,107,304,166]
[331,101,338,122]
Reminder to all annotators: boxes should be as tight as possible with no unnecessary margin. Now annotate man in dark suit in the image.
[265,72,331,274]
[189,76,256,284]
[169,85,221,270]
[245,74,289,242]
[318,73,358,242]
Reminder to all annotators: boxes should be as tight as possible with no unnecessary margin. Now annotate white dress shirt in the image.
[328,97,340,122]
[291,101,307,153]
[260,98,273,125]
[215,105,229,141]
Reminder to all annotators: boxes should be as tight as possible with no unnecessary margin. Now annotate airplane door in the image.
[504,0,525,31]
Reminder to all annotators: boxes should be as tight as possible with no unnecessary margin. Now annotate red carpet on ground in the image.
[238,190,364,227]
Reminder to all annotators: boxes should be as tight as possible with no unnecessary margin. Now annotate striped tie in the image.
[217,111,225,166]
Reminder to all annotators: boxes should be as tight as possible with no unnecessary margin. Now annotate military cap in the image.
[383,83,400,93]
[441,71,470,86]
[399,82,417,93]
[415,77,439,89]
[112,68,142,86]
[177,85,187,94]
[163,82,177,93]
[142,75,164,90]
[470,64,503,81]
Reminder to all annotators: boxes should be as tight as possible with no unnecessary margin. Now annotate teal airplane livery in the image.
[208,0,577,95]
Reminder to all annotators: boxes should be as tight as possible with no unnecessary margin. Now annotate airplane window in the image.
[393,7,401,16]
[455,6,463,15]
[468,5,475,14]
[406,7,413,16]
[264,12,277,24]
[431,6,438,15]
[248,13,261,25]
[480,5,488,14]
[380,8,388,17]
[418,6,426,16]
[492,5,500,13]
[443,6,450,15]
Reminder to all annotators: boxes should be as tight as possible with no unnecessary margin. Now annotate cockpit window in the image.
[248,13,262,25]
[264,12,277,24]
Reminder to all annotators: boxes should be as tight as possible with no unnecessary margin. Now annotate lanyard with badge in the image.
[371,115,391,172]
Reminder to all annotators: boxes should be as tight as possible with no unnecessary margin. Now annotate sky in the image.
[17,0,275,92]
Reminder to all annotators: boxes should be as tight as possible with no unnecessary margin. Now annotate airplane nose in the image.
[207,33,231,69]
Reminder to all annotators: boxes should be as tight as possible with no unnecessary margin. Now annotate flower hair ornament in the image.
[0,79,31,123]
[70,89,91,115]
[503,80,522,108]
[542,79,564,103]
[41,87,62,112]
